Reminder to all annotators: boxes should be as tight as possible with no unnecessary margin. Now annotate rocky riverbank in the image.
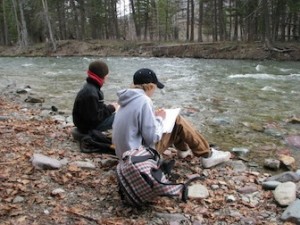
[1,40,300,61]
[1,85,300,224]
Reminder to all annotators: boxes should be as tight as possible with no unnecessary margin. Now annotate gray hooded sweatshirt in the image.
[112,88,163,159]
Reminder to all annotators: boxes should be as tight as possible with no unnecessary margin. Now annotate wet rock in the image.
[262,180,281,190]
[0,116,9,121]
[51,105,58,112]
[212,117,232,125]
[266,171,300,183]
[31,153,65,170]
[281,199,300,224]
[231,147,249,157]
[264,158,280,170]
[25,96,45,103]
[242,122,265,132]
[278,154,296,171]
[287,115,300,124]
[285,135,300,149]
[16,85,31,94]
[273,182,297,206]
[264,127,284,137]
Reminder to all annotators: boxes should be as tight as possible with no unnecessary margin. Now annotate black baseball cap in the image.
[133,68,165,89]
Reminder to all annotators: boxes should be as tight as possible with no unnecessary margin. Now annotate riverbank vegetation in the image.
[0,0,300,60]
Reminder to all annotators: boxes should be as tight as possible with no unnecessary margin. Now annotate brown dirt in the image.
[1,40,300,61]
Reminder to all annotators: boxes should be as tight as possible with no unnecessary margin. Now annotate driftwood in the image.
[264,39,295,53]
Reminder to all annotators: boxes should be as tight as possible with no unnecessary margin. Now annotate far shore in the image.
[1,40,300,61]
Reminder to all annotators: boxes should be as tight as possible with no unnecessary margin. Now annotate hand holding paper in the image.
[155,108,166,119]
[160,108,181,133]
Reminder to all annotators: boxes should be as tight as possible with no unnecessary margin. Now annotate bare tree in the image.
[2,0,9,45]
[41,0,56,51]
[186,0,190,40]
[197,0,203,42]
[190,0,194,41]
[11,0,29,48]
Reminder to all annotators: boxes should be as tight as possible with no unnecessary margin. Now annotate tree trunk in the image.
[198,0,203,42]
[144,0,150,40]
[262,0,271,45]
[213,0,218,41]
[113,0,120,39]
[190,0,194,41]
[233,0,238,41]
[78,0,86,40]
[186,0,190,41]
[130,0,141,39]
[70,0,80,39]
[41,0,56,51]
[218,0,225,41]
[2,0,9,45]
[17,0,29,48]
[56,0,66,40]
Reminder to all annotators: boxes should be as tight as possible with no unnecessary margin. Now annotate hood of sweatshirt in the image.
[117,88,150,107]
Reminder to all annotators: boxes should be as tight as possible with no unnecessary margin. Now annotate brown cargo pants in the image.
[155,115,211,157]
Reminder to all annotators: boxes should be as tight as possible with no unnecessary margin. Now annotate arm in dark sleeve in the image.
[96,90,116,122]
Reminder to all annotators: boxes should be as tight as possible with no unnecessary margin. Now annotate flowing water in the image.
[1,56,299,169]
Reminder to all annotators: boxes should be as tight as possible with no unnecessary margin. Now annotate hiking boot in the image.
[177,149,193,159]
[201,148,231,168]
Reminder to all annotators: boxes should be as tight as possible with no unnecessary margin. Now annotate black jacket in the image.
[72,78,115,133]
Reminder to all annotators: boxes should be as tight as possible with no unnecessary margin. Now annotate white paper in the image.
[162,108,181,133]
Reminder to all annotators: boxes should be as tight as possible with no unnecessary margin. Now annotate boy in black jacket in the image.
[72,60,118,134]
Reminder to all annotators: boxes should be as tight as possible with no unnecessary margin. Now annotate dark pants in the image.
[96,114,115,132]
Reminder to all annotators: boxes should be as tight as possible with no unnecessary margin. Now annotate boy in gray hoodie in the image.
[112,68,230,168]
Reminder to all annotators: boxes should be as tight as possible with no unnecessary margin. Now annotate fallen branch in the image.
[66,209,101,224]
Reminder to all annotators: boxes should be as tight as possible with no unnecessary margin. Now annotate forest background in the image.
[0,0,300,59]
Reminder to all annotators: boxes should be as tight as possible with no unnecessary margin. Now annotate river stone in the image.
[25,96,45,103]
[285,135,300,149]
[154,213,188,223]
[264,128,284,137]
[187,183,209,199]
[71,161,96,169]
[264,158,280,170]
[278,154,296,171]
[51,188,65,196]
[0,116,9,121]
[238,184,258,194]
[51,115,66,123]
[31,153,63,170]
[266,171,300,183]
[273,182,297,206]
[281,199,300,224]
[262,180,281,190]
[228,160,247,173]
[13,196,25,203]
[231,147,249,156]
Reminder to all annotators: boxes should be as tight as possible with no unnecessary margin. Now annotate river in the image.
[1,56,299,169]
